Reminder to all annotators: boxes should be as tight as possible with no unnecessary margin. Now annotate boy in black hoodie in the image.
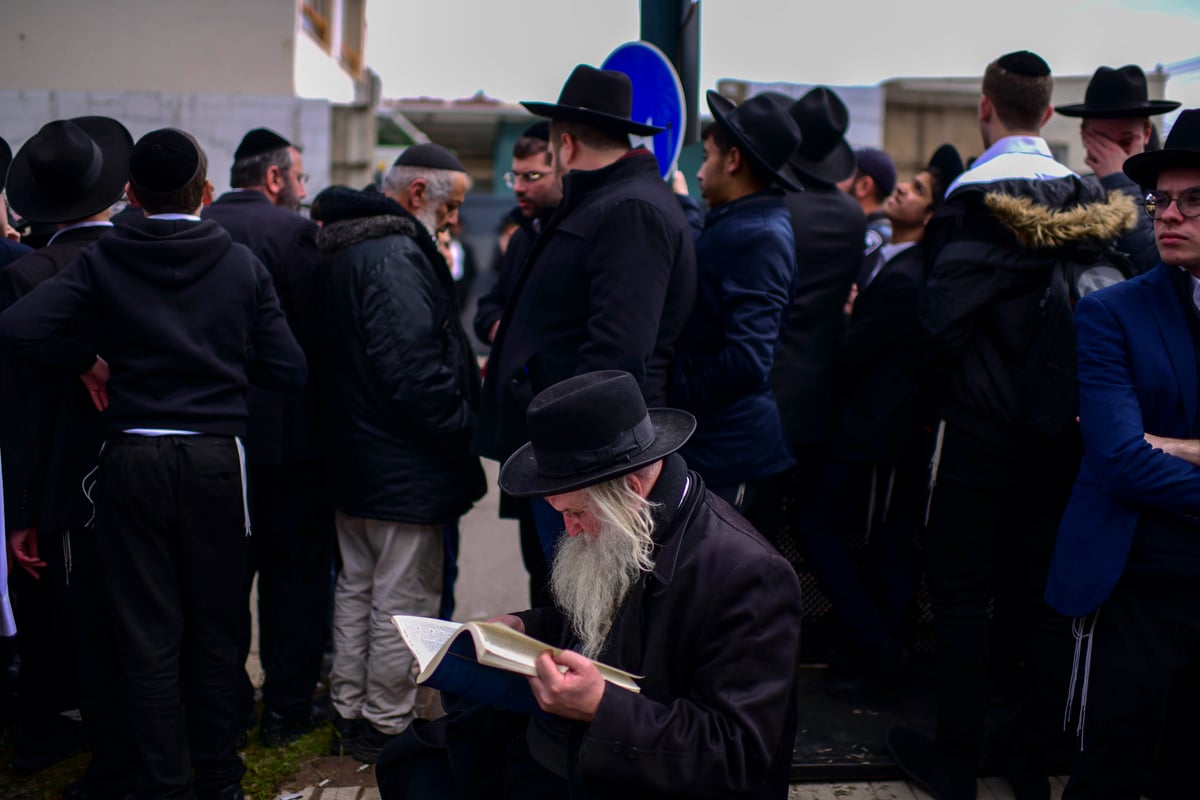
[0,128,306,800]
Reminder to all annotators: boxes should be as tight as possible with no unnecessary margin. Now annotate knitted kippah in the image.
[393,143,467,172]
[996,50,1051,77]
[129,128,201,194]
[234,128,291,160]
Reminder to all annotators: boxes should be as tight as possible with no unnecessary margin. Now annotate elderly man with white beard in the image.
[377,370,803,800]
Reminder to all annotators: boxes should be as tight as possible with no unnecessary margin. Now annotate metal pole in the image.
[640,0,701,144]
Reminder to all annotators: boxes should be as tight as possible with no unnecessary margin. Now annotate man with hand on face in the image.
[1057,64,1180,273]
[379,369,803,800]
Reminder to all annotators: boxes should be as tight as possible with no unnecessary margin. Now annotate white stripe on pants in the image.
[330,512,443,735]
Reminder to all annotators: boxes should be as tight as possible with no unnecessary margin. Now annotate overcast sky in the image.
[365,0,1200,108]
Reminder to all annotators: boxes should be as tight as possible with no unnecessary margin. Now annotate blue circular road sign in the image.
[602,41,687,180]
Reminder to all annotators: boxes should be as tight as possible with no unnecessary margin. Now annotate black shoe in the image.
[350,722,400,765]
[260,709,315,748]
[887,726,976,800]
[989,729,1050,800]
[11,715,88,774]
[330,712,363,757]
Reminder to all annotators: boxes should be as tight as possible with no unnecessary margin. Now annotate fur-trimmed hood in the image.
[317,214,422,253]
[984,189,1138,249]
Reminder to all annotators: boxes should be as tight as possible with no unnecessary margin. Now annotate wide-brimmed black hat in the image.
[1124,108,1200,188]
[0,137,11,191]
[7,116,133,224]
[499,371,696,498]
[1056,65,1180,119]
[522,64,665,137]
[760,87,856,185]
[706,90,803,191]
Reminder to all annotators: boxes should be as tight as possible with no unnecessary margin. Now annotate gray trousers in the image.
[330,512,443,735]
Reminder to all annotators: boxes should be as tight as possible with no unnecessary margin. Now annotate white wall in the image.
[0,0,298,95]
[0,91,332,197]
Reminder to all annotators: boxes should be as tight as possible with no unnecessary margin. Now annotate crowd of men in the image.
[0,47,1196,800]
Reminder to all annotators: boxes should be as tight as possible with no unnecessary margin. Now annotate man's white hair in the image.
[383,164,469,234]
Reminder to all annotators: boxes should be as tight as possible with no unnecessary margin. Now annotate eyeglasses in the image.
[1143,188,1200,219]
[504,170,547,189]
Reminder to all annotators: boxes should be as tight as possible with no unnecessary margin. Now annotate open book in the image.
[394,615,641,716]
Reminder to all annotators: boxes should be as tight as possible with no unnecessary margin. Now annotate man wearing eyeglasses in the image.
[474,122,562,347]
[1046,108,1200,800]
[202,127,330,748]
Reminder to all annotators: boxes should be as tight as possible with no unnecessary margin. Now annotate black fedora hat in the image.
[0,137,11,191]
[499,371,696,499]
[7,116,133,224]
[1124,108,1200,188]
[706,90,803,192]
[761,87,856,185]
[1056,65,1180,119]
[522,64,665,138]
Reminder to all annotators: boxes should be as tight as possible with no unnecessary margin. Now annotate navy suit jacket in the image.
[1046,263,1200,616]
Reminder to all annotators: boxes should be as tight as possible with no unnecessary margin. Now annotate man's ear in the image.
[406,178,428,212]
[265,164,285,197]
[854,176,874,201]
[727,145,745,175]
[1039,104,1054,129]
[124,183,145,213]
[557,132,576,168]
[201,180,214,207]
[978,95,993,125]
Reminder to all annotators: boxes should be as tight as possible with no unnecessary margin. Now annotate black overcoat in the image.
[203,191,322,464]
[475,151,696,462]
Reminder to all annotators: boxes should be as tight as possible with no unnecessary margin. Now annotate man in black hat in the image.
[475,64,696,566]
[0,137,32,268]
[0,127,307,800]
[1045,108,1200,800]
[795,144,963,700]
[669,90,800,515]
[316,144,483,764]
[755,86,866,538]
[888,51,1137,800]
[202,126,330,747]
[1,117,133,789]
[1057,64,1181,273]
[379,369,802,799]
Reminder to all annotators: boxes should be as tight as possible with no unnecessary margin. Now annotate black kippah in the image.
[521,121,550,141]
[393,143,466,172]
[234,128,291,160]
[129,128,201,194]
[997,50,1051,77]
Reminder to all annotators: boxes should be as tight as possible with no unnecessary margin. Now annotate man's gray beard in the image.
[414,205,440,238]
[549,520,652,661]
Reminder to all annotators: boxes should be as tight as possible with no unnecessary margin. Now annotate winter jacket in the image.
[920,175,1137,451]
[671,189,797,487]
[317,197,485,524]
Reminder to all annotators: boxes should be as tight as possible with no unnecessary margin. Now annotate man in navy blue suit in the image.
[1046,108,1200,800]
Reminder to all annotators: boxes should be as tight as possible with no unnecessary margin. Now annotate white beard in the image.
[549,519,651,660]
[414,205,440,238]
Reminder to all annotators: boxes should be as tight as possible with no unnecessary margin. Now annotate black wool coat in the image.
[770,177,866,448]
[0,225,109,533]
[475,151,696,462]
[203,191,323,464]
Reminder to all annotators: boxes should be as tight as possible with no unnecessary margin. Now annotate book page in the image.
[468,622,642,693]
[393,615,463,673]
